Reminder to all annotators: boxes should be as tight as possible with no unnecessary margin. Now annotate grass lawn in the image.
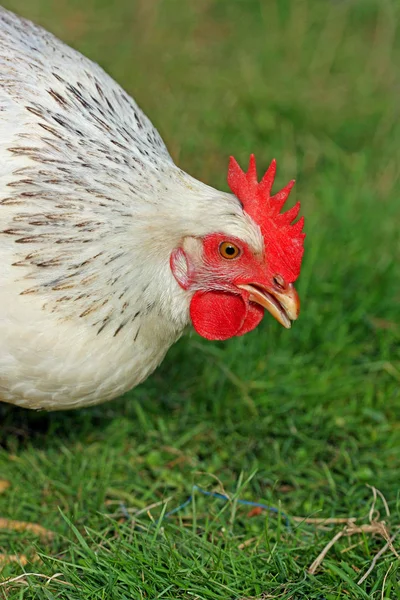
[1,0,400,597]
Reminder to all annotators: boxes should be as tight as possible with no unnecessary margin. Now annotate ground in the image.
[1,0,400,598]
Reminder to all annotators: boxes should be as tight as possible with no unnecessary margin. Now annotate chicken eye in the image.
[219,241,240,260]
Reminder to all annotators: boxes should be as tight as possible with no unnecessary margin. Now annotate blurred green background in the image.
[1,0,400,598]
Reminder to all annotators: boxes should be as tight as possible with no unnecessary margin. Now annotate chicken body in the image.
[0,8,263,409]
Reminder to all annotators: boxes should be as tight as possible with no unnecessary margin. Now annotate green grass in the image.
[1,0,400,597]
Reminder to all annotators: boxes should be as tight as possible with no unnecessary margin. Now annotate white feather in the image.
[0,7,262,409]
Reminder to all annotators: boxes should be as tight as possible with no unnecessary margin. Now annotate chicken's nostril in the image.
[273,275,286,290]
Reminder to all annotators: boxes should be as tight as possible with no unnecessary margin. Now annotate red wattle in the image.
[236,301,264,336]
[190,291,264,341]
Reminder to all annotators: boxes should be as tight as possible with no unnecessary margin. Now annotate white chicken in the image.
[0,7,305,410]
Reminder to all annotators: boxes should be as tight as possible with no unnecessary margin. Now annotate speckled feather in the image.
[0,7,263,409]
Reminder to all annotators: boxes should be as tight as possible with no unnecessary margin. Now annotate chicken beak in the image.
[237,282,300,329]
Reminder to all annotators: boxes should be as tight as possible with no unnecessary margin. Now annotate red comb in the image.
[227,155,305,282]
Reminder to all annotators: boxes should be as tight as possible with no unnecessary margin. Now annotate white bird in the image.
[0,7,305,410]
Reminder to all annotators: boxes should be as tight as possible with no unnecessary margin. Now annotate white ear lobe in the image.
[170,247,191,290]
